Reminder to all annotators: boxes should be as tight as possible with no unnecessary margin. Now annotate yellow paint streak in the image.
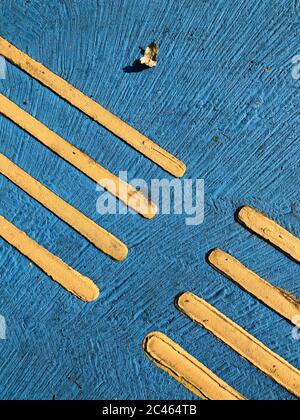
[0,37,186,178]
[238,206,300,263]
[208,249,300,325]
[143,332,245,401]
[0,216,99,302]
[0,93,157,219]
[0,153,128,261]
[177,292,300,399]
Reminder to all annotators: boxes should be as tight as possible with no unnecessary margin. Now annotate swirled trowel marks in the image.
[143,332,245,400]
[0,216,99,302]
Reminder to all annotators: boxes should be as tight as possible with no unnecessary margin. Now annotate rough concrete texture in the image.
[0,0,299,400]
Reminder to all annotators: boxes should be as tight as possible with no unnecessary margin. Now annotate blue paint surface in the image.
[0,0,300,400]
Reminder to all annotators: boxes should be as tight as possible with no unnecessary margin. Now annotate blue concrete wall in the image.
[0,0,299,400]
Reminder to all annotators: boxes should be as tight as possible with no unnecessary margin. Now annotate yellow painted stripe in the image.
[177,292,300,399]
[0,216,99,302]
[0,153,128,261]
[0,93,157,219]
[208,249,300,325]
[143,331,245,400]
[0,37,186,178]
[238,206,300,263]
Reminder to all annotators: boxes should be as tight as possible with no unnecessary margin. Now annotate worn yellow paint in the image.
[143,331,245,400]
[0,153,128,261]
[0,216,99,302]
[177,292,300,399]
[0,93,157,219]
[208,249,300,325]
[0,37,186,178]
[238,206,300,263]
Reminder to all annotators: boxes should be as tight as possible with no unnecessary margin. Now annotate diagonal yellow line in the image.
[208,248,300,325]
[0,215,99,302]
[238,206,300,263]
[177,292,300,399]
[0,36,186,178]
[0,153,128,261]
[143,331,246,400]
[0,93,157,219]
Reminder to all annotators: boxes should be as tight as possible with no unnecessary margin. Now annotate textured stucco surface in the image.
[0,0,299,400]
